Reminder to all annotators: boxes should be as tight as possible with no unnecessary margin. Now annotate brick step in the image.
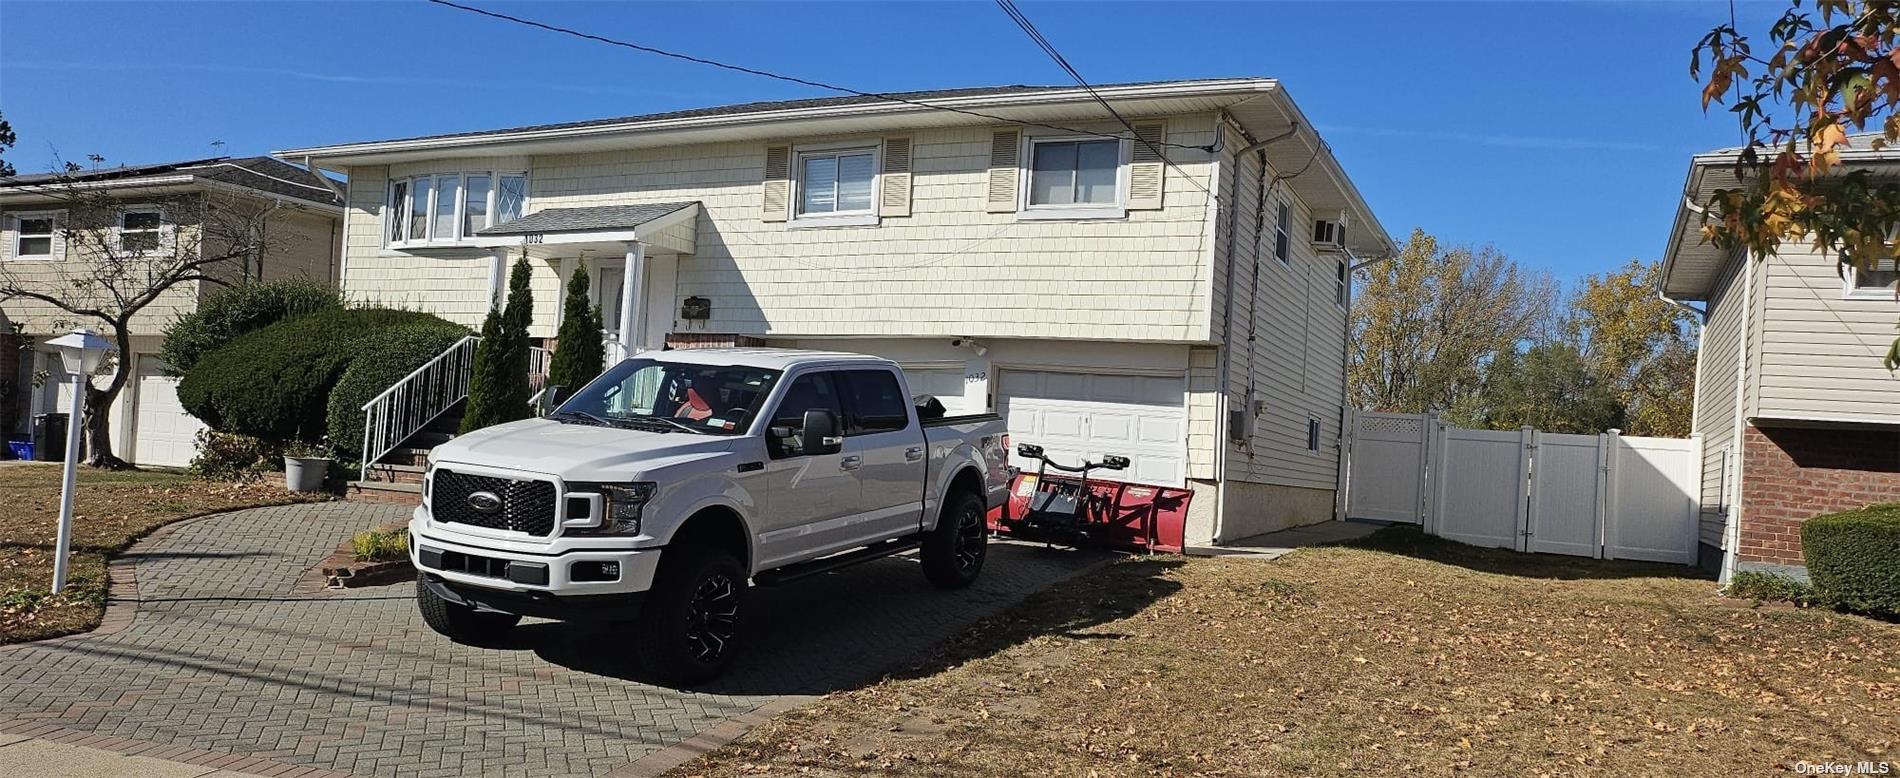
[348,479,421,506]
[363,463,424,485]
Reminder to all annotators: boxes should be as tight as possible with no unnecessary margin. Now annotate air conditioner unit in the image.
[1312,214,1349,253]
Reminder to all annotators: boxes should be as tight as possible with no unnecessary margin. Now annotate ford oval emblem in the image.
[466,490,503,514]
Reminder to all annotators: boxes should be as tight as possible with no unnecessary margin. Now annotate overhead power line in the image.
[424,0,1217,153]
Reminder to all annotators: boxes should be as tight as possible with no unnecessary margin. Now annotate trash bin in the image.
[34,413,67,462]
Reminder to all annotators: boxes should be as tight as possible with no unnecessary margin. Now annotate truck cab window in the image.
[769,372,844,457]
[840,370,910,435]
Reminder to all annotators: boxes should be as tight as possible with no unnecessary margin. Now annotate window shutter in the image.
[985,128,1022,213]
[0,215,13,262]
[1126,119,1167,210]
[761,143,791,222]
[879,136,913,217]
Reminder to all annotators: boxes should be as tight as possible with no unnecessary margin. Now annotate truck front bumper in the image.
[408,516,663,601]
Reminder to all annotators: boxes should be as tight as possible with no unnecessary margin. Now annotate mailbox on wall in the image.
[680,296,711,320]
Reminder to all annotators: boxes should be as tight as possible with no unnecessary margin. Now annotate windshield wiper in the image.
[546,410,612,427]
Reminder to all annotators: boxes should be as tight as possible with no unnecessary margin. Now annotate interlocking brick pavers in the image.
[0,501,1109,776]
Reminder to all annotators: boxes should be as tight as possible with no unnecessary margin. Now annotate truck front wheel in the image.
[634,546,748,684]
[416,579,521,644]
[921,490,988,589]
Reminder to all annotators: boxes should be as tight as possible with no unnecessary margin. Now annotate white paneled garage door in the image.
[132,356,206,468]
[997,369,1186,486]
[899,365,978,416]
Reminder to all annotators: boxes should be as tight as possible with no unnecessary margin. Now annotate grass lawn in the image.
[0,463,326,644]
[681,527,1898,777]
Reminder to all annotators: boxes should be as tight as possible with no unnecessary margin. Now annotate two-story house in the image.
[0,157,344,467]
[281,78,1393,545]
[1661,140,1900,579]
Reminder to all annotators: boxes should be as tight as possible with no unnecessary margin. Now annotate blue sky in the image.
[0,1,1783,285]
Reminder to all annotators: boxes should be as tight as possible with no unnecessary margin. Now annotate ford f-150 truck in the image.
[409,348,1009,682]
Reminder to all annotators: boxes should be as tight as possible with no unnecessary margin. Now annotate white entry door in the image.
[131,356,206,467]
[997,369,1186,486]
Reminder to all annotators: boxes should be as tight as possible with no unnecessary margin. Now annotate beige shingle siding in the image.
[1753,245,1899,419]
[1694,255,1746,549]
[1,198,204,334]
[1215,147,1347,493]
[1186,346,1219,479]
[338,165,491,329]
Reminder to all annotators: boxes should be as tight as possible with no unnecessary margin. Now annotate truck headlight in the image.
[566,482,655,536]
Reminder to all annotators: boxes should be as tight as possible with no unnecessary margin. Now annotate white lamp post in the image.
[44,327,112,594]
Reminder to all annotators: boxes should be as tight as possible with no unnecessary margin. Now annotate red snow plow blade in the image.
[986,469,1191,554]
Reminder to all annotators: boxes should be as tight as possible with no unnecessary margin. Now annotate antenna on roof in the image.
[211,140,226,156]
[86,154,104,170]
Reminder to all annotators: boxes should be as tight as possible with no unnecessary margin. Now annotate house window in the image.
[1335,258,1349,309]
[119,209,162,252]
[1306,416,1322,452]
[1845,260,1899,299]
[1274,202,1291,264]
[385,170,527,246]
[1029,138,1120,207]
[13,213,58,258]
[797,149,876,217]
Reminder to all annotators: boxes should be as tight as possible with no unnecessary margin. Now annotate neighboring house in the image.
[0,156,344,467]
[280,78,1393,545]
[1660,140,1900,580]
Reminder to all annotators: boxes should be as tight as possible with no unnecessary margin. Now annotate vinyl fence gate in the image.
[1342,410,1700,564]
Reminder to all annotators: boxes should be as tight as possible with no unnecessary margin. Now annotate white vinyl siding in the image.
[1752,245,1900,420]
[1693,255,1746,549]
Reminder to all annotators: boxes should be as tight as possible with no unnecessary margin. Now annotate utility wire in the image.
[425,0,1216,152]
[991,0,1212,195]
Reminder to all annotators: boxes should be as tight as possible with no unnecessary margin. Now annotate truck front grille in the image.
[431,470,558,536]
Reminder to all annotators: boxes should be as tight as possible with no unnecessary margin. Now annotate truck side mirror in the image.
[538,385,568,416]
[799,408,842,455]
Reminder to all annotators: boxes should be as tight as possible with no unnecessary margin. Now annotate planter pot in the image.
[284,456,332,492]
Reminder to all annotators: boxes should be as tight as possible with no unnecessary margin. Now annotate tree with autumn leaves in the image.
[1692,0,1900,364]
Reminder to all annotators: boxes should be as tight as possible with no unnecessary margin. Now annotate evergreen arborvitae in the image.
[460,256,536,432]
[546,265,605,395]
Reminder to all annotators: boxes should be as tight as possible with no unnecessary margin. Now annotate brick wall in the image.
[663,333,764,350]
[1738,422,1900,564]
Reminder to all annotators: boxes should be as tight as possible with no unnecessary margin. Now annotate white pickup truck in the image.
[409,348,1009,682]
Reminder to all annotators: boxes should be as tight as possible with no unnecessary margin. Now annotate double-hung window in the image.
[1274,202,1291,264]
[795,147,877,224]
[1845,259,1899,299]
[386,170,527,246]
[1026,137,1121,217]
[119,208,163,252]
[1335,259,1350,309]
[12,212,58,258]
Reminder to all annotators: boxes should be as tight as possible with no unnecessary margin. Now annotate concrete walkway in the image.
[1187,519,1389,559]
[0,502,1110,777]
[0,732,264,777]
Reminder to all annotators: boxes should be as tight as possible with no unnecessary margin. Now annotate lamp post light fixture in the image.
[44,327,113,594]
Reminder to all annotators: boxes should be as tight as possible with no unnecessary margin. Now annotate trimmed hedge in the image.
[160,279,341,375]
[324,324,468,455]
[1802,503,1900,617]
[178,308,465,445]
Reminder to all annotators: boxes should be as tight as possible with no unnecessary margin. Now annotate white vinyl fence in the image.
[1344,411,1699,565]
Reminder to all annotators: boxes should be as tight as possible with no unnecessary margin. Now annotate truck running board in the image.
[752,535,924,587]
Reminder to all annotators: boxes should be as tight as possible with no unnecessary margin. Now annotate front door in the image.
[596,265,625,336]
[755,371,862,568]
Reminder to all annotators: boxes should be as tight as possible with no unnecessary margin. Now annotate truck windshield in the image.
[553,359,780,435]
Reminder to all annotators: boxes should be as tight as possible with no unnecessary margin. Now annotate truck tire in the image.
[416,579,520,644]
[634,545,748,685]
[921,489,988,589]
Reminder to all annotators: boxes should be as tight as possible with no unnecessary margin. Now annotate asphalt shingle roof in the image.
[475,201,699,236]
[0,155,343,207]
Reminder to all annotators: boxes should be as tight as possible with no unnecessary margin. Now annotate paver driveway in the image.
[0,502,1107,777]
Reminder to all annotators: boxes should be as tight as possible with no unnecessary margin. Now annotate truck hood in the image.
[429,418,736,480]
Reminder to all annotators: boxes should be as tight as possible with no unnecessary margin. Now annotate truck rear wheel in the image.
[416,579,521,644]
[634,545,747,685]
[921,490,988,589]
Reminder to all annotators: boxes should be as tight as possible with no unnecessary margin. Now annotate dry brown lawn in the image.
[681,527,1898,777]
[0,463,324,643]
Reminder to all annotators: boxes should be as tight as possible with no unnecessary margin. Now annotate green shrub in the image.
[188,429,283,481]
[1802,504,1900,616]
[1722,570,1818,606]
[461,256,534,432]
[547,266,605,394]
[324,324,468,456]
[160,279,341,375]
[351,527,410,562]
[178,307,465,445]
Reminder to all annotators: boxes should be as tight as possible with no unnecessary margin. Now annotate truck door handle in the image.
[840,455,862,471]
[904,447,924,462]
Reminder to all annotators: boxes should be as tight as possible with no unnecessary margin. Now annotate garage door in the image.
[997,369,1187,486]
[132,356,206,467]
[899,365,978,416]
